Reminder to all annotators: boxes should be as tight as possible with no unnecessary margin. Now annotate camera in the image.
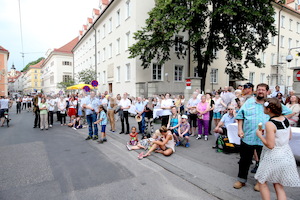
[286,54,293,62]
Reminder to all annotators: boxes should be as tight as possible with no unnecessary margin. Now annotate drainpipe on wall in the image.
[92,25,97,80]
[277,6,283,86]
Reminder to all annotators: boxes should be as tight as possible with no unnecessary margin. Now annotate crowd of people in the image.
[1,82,300,199]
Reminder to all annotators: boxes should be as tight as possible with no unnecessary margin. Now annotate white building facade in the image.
[73,0,300,97]
[73,0,189,97]
[41,38,78,95]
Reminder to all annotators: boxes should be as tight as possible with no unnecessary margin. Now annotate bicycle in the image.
[1,110,10,127]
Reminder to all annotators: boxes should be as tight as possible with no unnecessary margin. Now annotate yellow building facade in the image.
[23,59,44,94]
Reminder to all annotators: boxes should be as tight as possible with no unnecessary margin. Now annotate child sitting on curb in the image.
[178,115,191,147]
[128,126,139,146]
[127,129,162,151]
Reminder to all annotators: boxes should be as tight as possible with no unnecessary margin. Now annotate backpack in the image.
[216,135,239,154]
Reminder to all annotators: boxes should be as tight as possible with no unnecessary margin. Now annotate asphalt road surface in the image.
[0,107,218,200]
[1,105,299,200]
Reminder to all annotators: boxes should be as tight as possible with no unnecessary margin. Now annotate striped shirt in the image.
[236,97,292,146]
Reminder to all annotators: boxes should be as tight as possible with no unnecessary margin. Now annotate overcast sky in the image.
[0,0,98,71]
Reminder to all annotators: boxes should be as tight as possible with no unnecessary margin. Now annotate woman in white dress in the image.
[255,98,300,200]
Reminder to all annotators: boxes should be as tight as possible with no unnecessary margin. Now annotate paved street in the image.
[0,106,299,200]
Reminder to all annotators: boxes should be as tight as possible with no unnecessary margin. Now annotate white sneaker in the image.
[126,144,132,151]
[196,135,202,140]
[49,125,52,128]
[204,135,208,141]
[72,127,77,130]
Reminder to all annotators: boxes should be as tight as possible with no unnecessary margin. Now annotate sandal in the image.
[138,152,144,160]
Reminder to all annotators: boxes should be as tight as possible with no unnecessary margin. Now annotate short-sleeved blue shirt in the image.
[236,97,292,146]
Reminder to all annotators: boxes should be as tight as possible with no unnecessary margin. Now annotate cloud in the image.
[0,0,98,71]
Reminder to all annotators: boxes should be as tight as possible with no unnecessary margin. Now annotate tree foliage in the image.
[57,80,75,91]
[21,57,44,72]
[76,68,95,84]
[129,0,277,91]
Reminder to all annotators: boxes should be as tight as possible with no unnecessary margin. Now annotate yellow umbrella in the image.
[66,84,97,90]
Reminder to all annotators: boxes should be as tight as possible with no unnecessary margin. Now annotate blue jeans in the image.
[86,113,98,137]
[138,113,146,136]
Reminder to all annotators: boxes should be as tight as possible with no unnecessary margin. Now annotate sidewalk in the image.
[77,116,300,200]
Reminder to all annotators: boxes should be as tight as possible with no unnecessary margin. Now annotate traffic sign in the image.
[83,86,91,92]
[186,79,191,89]
[91,80,98,87]
[297,71,300,81]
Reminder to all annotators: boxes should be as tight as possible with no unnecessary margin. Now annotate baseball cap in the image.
[243,83,254,89]
[181,115,188,119]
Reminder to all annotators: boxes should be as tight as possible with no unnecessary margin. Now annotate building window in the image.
[174,65,183,82]
[103,48,106,61]
[271,36,275,45]
[271,53,275,65]
[280,35,284,48]
[102,24,106,38]
[126,32,130,50]
[63,75,72,82]
[296,40,299,47]
[174,35,184,53]
[289,19,293,31]
[152,63,162,81]
[34,70,37,73]
[109,43,112,58]
[50,61,54,66]
[260,73,265,83]
[125,0,131,19]
[35,82,38,87]
[62,61,72,66]
[34,75,37,79]
[210,68,218,83]
[281,15,285,28]
[296,59,299,67]
[297,22,300,33]
[116,10,120,27]
[117,66,120,82]
[194,67,199,77]
[103,71,106,84]
[126,63,131,81]
[249,72,255,83]
[273,12,277,24]
[97,29,100,41]
[50,75,54,84]
[288,38,292,49]
[109,18,112,33]
[116,38,120,55]
[261,52,266,64]
[97,51,100,63]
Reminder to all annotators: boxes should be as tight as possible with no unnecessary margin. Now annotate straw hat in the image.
[135,115,142,122]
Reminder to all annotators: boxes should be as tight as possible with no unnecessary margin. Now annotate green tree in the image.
[129,0,278,91]
[21,57,44,72]
[57,80,75,91]
[76,68,95,84]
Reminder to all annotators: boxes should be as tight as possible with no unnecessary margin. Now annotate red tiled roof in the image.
[83,25,87,30]
[79,30,83,36]
[53,37,79,54]
[88,17,93,24]
[102,0,109,5]
[0,46,9,52]
[93,8,100,15]
[30,59,44,69]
